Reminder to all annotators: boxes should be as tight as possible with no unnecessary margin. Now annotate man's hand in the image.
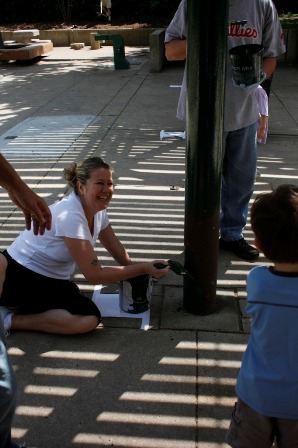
[0,154,52,235]
[8,184,52,235]
[234,71,266,90]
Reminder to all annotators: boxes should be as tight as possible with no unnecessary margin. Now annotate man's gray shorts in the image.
[226,398,298,447]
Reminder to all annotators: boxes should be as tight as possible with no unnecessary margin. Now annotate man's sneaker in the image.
[0,305,13,334]
[219,237,259,261]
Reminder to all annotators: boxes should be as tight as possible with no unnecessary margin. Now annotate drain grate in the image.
[0,115,96,158]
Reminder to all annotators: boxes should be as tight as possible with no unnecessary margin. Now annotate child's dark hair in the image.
[63,157,111,195]
[250,184,298,263]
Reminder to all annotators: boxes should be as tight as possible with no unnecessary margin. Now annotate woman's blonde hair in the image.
[64,157,111,195]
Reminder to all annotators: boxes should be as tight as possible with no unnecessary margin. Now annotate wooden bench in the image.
[0,29,53,61]
[0,41,53,61]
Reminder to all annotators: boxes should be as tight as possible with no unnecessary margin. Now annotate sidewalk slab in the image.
[9,328,248,448]
[0,49,297,447]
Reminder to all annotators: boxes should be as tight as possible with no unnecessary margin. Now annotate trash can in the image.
[229,44,264,86]
[120,274,152,314]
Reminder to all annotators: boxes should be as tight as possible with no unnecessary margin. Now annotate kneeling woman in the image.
[0,157,169,335]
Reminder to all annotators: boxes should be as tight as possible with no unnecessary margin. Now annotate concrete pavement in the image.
[0,45,298,447]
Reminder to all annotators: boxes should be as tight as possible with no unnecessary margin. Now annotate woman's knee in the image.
[71,315,100,334]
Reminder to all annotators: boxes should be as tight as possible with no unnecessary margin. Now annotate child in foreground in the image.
[226,184,298,447]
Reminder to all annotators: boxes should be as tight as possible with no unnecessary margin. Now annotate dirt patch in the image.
[0,20,168,32]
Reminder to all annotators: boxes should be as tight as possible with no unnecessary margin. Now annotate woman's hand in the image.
[146,260,170,279]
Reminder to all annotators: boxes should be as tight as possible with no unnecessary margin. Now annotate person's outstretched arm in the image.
[63,224,169,285]
[0,154,52,235]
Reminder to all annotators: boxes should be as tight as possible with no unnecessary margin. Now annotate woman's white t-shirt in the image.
[7,192,110,280]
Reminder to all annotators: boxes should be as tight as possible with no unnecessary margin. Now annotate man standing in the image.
[101,0,112,22]
[0,153,51,448]
[165,0,286,261]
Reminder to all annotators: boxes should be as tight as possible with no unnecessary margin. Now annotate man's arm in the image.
[262,57,277,80]
[165,39,187,61]
[0,153,52,235]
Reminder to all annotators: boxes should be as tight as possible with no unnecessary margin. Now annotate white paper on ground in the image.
[160,130,186,140]
[92,286,151,330]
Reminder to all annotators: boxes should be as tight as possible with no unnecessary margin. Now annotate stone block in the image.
[0,41,53,61]
[70,42,85,50]
[13,29,40,44]
[150,29,166,73]
[149,29,166,73]
[90,33,102,49]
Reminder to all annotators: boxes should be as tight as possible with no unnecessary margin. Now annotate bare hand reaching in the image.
[0,154,52,235]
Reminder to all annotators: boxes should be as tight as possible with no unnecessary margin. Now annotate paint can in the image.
[120,274,152,314]
[229,44,264,86]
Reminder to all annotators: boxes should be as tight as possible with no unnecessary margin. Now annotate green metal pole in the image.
[183,0,229,315]
[94,34,130,69]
